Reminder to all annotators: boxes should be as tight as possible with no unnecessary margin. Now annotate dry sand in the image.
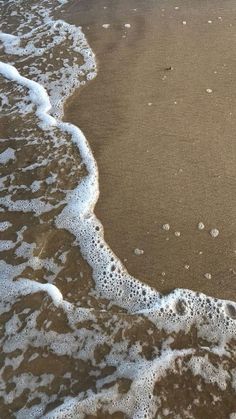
[63,0,236,300]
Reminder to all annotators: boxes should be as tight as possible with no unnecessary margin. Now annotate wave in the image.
[0,0,236,417]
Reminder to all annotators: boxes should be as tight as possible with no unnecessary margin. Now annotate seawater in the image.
[0,0,236,418]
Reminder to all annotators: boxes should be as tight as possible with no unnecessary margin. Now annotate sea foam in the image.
[1,0,236,417]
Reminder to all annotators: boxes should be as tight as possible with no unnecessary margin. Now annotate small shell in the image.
[134,248,144,256]
[198,222,205,230]
[210,228,219,238]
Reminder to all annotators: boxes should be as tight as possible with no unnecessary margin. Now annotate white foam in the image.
[0,147,16,164]
[188,355,230,390]
[0,17,96,119]
[30,180,42,192]
[0,92,9,109]
[0,62,54,127]
[1,1,236,416]
[0,221,12,231]
[0,240,15,251]
[2,43,235,346]
[1,4,235,332]
[14,241,36,258]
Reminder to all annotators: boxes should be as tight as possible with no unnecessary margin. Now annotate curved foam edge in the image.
[1,2,236,417]
[1,34,236,347]
[0,55,236,352]
[0,18,97,119]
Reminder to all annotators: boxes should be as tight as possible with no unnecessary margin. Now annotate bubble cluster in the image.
[1,0,236,417]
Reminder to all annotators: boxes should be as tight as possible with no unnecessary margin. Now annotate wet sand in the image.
[63,0,236,300]
[1,1,236,416]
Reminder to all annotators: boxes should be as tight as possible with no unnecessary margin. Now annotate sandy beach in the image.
[64,0,236,300]
[1,0,236,416]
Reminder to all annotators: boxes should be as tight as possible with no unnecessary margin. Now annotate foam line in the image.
[0,61,55,127]
[1,0,236,359]
[1,55,236,345]
[1,1,236,416]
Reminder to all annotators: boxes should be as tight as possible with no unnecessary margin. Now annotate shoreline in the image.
[1,1,236,417]
[64,0,236,301]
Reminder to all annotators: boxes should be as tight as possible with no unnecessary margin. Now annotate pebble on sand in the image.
[134,248,144,256]
[124,23,131,28]
[175,231,181,237]
[162,223,170,231]
[198,222,205,230]
[210,228,219,238]
[206,88,213,93]
[102,24,110,29]
[204,273,212,279]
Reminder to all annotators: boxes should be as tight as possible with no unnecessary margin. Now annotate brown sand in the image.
[63,0,236,301]
[1,2,236,416]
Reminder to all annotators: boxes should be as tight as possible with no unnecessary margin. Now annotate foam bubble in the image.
[188,355,230,390]
[1,1,236,417]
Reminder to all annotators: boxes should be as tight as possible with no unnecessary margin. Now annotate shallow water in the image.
[0,0,236,417]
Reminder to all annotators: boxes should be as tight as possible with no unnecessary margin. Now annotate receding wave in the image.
[0,0,236,417]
